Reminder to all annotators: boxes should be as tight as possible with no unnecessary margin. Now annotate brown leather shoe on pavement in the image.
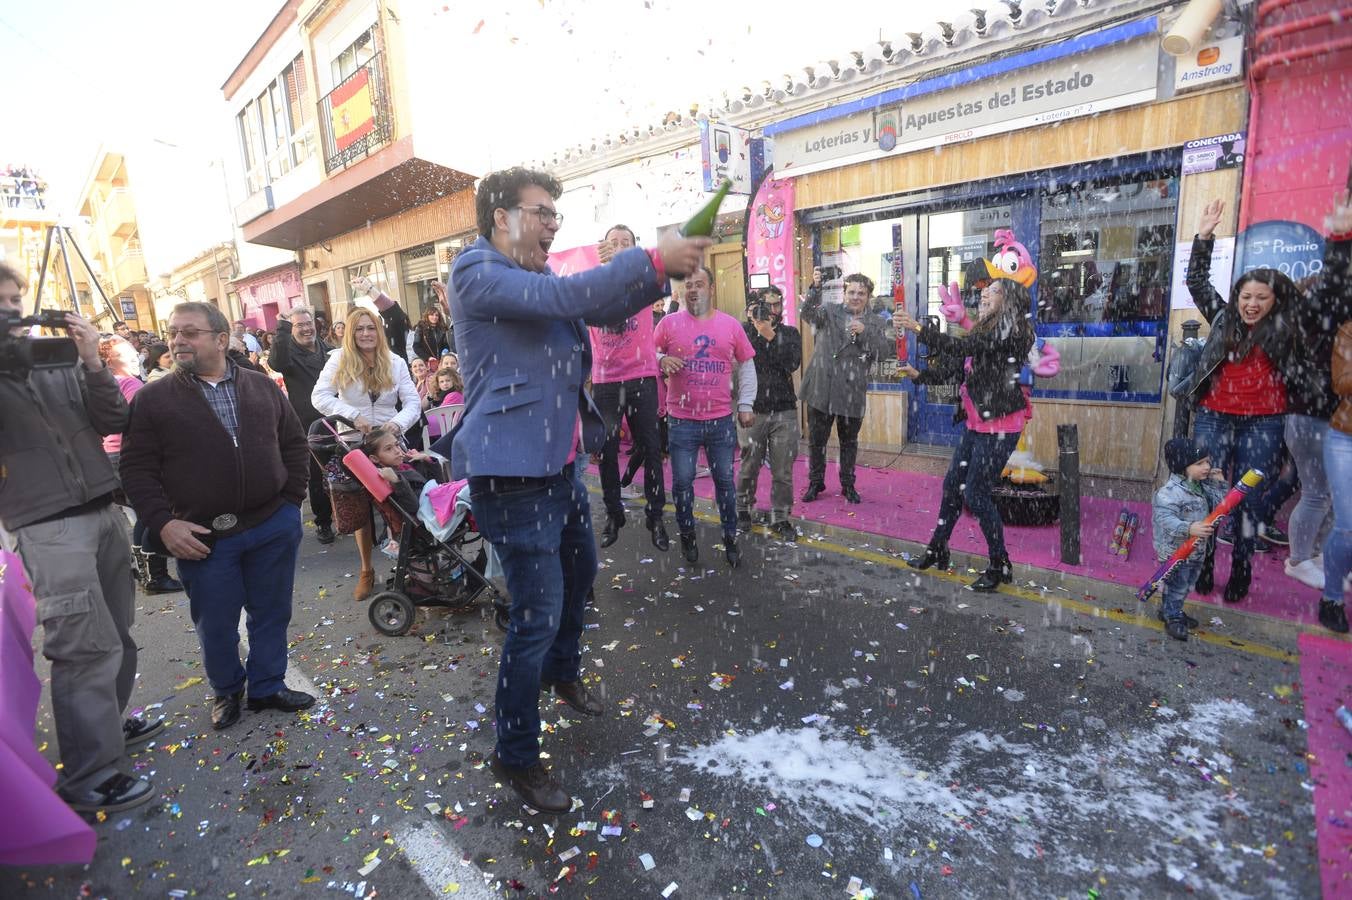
[355,568,375,601]
[540,679,604,716]
[489,753,572,813]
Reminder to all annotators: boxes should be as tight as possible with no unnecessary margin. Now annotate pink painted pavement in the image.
[603,455,1332,628]
[1298,632,1352,898]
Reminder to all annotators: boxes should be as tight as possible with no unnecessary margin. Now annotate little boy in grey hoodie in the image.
[1152,438,1229,641]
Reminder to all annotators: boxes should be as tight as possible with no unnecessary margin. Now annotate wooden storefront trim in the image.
[793,87,1247,210]
[300,187,475,275]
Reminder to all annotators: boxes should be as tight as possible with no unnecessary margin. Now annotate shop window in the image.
[1036,173,1177,401]
[400,243,439,313]
[344,260,392,308]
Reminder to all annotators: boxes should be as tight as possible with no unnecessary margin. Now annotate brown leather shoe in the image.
[540,679,604,716]
[355,568,375,601]
[489,753,572,813]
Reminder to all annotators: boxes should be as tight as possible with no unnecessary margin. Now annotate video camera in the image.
[0,310,78,374]
[747,288,777,323]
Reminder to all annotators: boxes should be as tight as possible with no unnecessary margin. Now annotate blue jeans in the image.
[1322,428,1352,605]
[668,415,738,537]
[469,464,596,768]
[1160,558,1203,621]
[930,427,1021,562]
[1285,414,1331,563]
[1191,408,1284,564]
[176,503,303,698]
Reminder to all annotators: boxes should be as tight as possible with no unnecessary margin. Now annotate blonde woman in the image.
[312,307,421,599]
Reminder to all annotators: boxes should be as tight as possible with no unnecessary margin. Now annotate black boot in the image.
[801,483,824,503]
[143,552,182,594]
[724,535,741,568]
[600,512,625,548]
[1222,558,1251,603]
[648,519,670,551]
[909,543,950,571]
[969,557,1012,592]
[679,531,699,564]
[1319,600,1349,634]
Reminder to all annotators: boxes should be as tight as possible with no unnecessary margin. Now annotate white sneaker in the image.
[1284,557,1325,591]
[620,484,643,499]
[695,466,712,479]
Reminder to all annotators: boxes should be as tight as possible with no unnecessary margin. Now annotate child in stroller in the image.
[309,416,508,636]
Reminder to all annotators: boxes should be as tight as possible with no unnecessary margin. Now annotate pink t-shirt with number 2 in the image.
[654,310,755,420]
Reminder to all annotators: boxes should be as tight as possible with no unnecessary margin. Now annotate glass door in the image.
[906,204,1011,446]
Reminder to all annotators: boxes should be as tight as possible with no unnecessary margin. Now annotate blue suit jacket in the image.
[442,236,669,479]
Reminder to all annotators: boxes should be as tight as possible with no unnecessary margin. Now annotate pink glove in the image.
[937,281,973,330]
[1030,342,1060,378]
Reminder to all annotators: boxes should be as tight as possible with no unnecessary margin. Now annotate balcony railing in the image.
[318,52,392,174]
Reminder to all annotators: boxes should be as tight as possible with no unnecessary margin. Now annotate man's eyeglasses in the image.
[167,327,222,340]
[514,205,563,227]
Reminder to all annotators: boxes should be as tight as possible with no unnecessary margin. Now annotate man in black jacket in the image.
[736,286,802,540]
[269,305,334,543]
[121,301,313,732]
[0,262,158,814]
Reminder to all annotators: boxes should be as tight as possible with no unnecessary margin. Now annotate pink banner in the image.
[546,244,601,277]
[0,551,97,865]
[746,175,797,325]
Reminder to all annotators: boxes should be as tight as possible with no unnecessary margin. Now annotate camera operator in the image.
[736,286,802,540]
[0,262,157,814]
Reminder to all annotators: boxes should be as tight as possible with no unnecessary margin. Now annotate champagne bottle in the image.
[680,179,733,237]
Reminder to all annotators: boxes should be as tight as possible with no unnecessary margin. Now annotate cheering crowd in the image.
[1,169,1349,817]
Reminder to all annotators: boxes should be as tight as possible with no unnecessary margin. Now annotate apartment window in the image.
[235,53,313,191]
[282,55,312,166]
[332,27,376,84]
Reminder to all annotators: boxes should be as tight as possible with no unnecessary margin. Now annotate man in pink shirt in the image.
[590,225,669,552]
[655,265,757,567]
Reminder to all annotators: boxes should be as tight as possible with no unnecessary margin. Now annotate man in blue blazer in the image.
[434,167,711,812]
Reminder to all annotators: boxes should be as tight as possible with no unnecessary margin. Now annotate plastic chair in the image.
[424,404,464,447]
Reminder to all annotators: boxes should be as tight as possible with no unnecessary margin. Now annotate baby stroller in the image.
[308,416,510,636]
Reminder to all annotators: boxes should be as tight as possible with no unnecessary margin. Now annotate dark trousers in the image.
[593,376,665,523]
[176,504,302,698]
[623,418,669,483]
[806,405,864,489]
[469,464,595,768]
[307,453,333,529]
[930,427,1021,562]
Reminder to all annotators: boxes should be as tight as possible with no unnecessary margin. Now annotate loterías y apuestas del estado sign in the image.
[773,32,1160,178]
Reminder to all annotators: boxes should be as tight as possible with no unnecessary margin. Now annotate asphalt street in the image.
[2,487,1321,899]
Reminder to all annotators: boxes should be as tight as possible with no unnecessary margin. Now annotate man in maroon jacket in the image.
[121,302,314,730]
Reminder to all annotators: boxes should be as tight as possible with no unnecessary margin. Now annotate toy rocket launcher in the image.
[1137,469,1265,604]
[891,247,908,363]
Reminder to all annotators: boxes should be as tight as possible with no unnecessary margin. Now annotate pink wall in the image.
[1241,0,1352,232]
[238,264,302,332]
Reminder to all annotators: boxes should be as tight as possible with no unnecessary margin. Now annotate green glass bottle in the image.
[680,179,733,237]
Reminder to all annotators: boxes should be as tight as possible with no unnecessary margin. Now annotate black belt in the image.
[469,461,575,492]
[27,492,115,527]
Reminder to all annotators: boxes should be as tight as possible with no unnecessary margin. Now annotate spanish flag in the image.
[331,69,375,152]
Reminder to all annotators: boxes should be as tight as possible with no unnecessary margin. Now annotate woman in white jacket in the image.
[312,307,421,599]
